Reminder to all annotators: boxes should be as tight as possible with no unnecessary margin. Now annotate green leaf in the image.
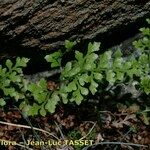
[65,40,76,49]
[75,51,83,61]
[20,103,31,117]
[86,53,98,63]
[0,68,7,76]
[93,42,101,52]
[65,62,72,71]
[70,98,75,102]
[4,89,20,100]
[87,42,100,54]
[51,60,60,68]
[33,92,47,104]
[89,80,98,95]
[9,72,21,82]
[87,42,93,54]
[141,76,150,95]
[62,62,72,76]
[28,83,38,92]
[2,79,11,87]
[76,93,83,105]
[84,53,98,70]
[40,105,46,117]
[113,58,123,68]
[14,68,22,74]
[124,62,132,70]
[6,59,13,70]
[99,51,112,68]
[28,103,40,116]
[0,98,6,106]
[106,70,115,84]
[19,101,27,110]
[60,93,68,104]
[67,80,77,92]
[45,55,53,62]
[140,27,150,36]
[139,53,149,64]
[45,93,60,113]
[15,57,29,67]
[72,89,83,104]
[127,68,140,78]
[78,74,90,86]
[80,86,89,95]
[146,18,150,24]
[28,79,48,103]
[68,65,81,77]
[116,72,124,81]
[3,87,15,96]
[45,51,62,68]
[94,73,103,81]
[45,51,62,62]
[38,78,47,89]
[114,48,122,58]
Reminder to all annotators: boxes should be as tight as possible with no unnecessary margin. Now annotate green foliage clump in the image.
[0,58,29,106]
[0,19,150,116]
[19,79,60,116]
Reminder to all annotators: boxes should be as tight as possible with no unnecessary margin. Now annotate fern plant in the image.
[0,57,29,106]
[43,19,150,114]
[0,19,149,116]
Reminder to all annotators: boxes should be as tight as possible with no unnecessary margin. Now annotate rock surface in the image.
[0,0,149,53]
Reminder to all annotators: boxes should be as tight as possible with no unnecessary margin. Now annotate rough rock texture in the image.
[0,0,150,53]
